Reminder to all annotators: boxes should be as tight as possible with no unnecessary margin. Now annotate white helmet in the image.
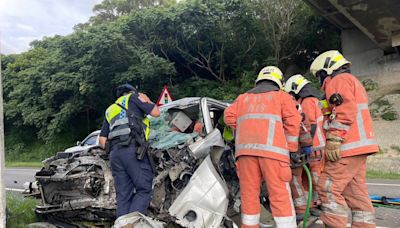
[256,66,284,89]
[284,74,310,94]
[310,50,351,76]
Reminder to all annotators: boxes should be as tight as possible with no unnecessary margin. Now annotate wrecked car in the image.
[32,97,273,227]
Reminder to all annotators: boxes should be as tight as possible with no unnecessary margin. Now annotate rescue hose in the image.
[302,164,313,228]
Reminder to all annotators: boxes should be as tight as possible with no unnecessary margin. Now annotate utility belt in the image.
[106,129,149,161]
[105,128,155,174]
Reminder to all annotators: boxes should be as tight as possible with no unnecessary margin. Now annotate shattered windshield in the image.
[148,111,199,150]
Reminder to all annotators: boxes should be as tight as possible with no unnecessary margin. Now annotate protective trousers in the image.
[308,150,324,204]
[290,151,323,214]
[317,154,375,228]
[290,167,307,213]
[110,145,153,218]
[237,156,296,228]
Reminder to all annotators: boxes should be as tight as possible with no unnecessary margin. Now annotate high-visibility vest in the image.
[324,73,378,157]
[105,93,150,142]
[225,91,301,163]
[300,97,326,151]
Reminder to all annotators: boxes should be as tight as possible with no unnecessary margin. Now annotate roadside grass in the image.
[6,192,39,227]
[5,161,43,168]
[366,170,400,179]
[5,129,75,167]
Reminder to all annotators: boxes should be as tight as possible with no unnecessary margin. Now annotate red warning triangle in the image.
[156,85,174,106]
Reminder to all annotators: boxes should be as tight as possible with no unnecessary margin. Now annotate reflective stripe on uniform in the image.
[321,202,349,217]
[273,182,297,227]
[293,176,304,197]
[340,103,376,151]
[312,172,319,183]
[341,139,377,151]
[274,216,297,226]
[286,135,299,142]
[237,113,282,124]
[236,144,289,156]
[313,191,319,202]
[237,113,289,156]
[108,128,131,140]
[325,178,334,204]
[300,134,312,141]
[322,177,349,217]
[110,118,129,131]
[293,176,306,207]
[329,120,350,131]
[357,104,368,138]
[316,116,325,148]
[286,182,295,216]
[268,120,276,145]
[312,172,320,201]
[242,213,260,226]
[294,197,307,207]
[352,210,375,224]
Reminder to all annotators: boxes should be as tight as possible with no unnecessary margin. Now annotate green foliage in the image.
[381,111,398,121]
[371,97,398,121]
[390,145,400,153]
[303,72,321,91]
[2,0,341,160]
[5,161,43,168]
[362,79,379,91]
[370,108,379,119]
[6,192,39,227]
[375,98,390,107]
[366,170,400,179]
[5,127,81,162]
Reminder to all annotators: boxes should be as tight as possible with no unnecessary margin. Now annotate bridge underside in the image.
[306,0,400,51]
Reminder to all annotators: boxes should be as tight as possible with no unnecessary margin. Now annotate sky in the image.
[0,0,102,54]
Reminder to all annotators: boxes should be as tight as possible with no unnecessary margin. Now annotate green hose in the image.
[302,164,313,228]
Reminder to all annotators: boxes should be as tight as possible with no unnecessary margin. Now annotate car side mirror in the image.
[76,141,81,146]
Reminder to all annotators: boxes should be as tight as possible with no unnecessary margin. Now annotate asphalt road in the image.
[5,168,400,227]
[4,168,39,191]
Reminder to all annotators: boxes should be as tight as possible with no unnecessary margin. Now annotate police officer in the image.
[99,84,160,218]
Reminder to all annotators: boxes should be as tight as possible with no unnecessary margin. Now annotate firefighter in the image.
[310,50,379,228]
[99,84,160,218]
[224,66,302,228]
[284,74,325,219]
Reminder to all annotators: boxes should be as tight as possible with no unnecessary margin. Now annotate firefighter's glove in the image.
[325,132,343,162]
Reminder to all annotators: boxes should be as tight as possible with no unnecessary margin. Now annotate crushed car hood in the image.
[33,97,248,228]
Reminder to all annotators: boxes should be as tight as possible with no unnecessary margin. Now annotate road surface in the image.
[5,168,39,191]
[5,168,400,227]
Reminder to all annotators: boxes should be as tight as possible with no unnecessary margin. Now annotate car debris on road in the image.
[29,97,276,228]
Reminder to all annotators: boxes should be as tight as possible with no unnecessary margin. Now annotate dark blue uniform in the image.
[100,94,155,217]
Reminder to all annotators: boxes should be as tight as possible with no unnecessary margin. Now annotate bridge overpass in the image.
[305,0,400,85]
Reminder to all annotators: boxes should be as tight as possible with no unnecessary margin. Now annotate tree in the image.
[90,0,176,24]
[251,0,305,66]
[4,20,175,141]
[2,0,340,155]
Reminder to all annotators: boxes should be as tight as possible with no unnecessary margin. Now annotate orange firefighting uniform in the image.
[317,73,379,228]
[290,97,325,213]
[224,90,301,228]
